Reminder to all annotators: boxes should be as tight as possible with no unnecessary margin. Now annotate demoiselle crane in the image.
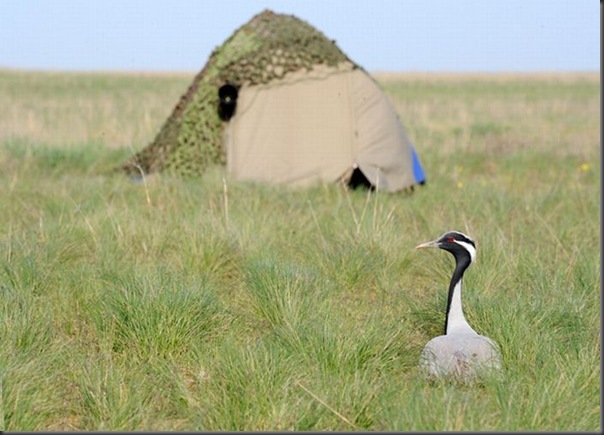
[416,231,502,381]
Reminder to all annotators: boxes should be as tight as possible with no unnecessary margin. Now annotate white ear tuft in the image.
[456,240,476,263]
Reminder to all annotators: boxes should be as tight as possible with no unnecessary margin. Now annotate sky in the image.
[1,0,599,73]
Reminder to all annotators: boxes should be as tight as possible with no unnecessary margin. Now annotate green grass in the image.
[0,70,600,431]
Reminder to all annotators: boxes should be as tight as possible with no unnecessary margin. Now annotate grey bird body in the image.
[420,332,502,381]
[416,231,502,382]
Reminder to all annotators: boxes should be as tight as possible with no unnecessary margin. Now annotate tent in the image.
[121,9,426,193]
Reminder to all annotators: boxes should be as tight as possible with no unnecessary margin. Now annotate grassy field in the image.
[0,69,600,431]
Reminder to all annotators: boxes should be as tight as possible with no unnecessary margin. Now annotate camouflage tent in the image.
[122,9,426,192]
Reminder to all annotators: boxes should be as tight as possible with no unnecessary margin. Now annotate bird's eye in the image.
[447,237,455,243]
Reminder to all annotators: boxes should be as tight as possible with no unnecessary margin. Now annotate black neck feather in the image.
[444,252,472,334]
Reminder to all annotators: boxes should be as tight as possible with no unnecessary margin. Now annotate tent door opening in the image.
[347,166,375,191]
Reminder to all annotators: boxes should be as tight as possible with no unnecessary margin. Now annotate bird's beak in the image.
[415,240,439,250]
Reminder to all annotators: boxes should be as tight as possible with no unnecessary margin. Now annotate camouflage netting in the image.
[122,9,358,177]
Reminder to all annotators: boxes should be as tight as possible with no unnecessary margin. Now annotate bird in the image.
[415,230,502,382]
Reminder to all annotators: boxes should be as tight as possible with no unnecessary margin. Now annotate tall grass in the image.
[0,70,599,431]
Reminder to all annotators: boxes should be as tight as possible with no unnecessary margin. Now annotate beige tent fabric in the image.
[225,62,416,192]
[351,69,416,192]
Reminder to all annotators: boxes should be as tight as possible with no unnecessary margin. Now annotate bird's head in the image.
[415,230,477,265]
